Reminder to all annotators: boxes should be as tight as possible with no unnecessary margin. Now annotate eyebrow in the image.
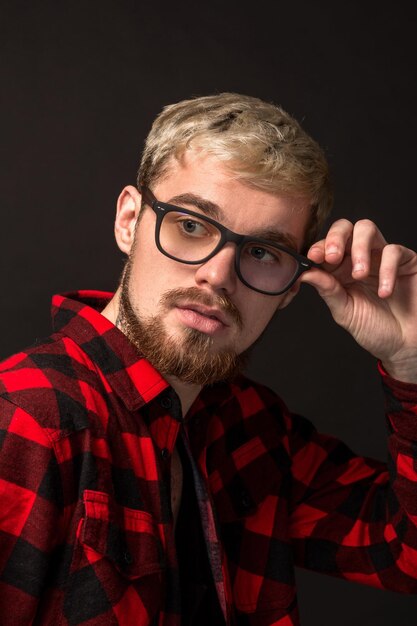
[167,192,299,251]
[168,193,223,220]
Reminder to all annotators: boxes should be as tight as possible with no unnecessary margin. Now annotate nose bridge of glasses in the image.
[208,227,245,265]
[223,227,245,246]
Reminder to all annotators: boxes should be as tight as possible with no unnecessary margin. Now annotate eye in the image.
[247,245,282,264]
[177,217,210,237]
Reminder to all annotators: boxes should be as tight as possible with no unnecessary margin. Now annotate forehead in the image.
[152,151,312,249]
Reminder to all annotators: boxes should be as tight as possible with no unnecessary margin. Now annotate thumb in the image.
[300,268,350,326]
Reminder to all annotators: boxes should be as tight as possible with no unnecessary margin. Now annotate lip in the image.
[175,303,229,335]
[176,303,230,327]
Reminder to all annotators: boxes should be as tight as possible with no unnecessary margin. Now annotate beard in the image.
[117,257,248,386]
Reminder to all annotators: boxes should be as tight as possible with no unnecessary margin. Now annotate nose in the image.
[194,243,238,294]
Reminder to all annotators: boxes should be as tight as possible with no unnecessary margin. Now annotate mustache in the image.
[160,287,243,329]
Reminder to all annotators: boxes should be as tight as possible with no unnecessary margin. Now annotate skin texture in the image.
[102,149,417,413]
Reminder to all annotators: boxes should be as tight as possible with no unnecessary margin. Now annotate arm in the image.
[288,368,417,591]
[289,219,417,589]
[0,397,63,624]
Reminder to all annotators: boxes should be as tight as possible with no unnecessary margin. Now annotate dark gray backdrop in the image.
[1,0,417,623]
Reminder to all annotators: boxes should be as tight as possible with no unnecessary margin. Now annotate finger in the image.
[349,219,387,279]
[308,219,353,265]
[306,238,325,263]
[378,243,412,298]
[300,268,350,326]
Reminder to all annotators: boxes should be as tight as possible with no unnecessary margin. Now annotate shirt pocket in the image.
[78,489,164,579]
[64,490,164,624]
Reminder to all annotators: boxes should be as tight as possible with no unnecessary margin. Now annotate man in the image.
[0,93,416,626]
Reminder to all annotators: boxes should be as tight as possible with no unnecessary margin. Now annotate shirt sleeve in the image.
[0,396,64,624]
[288,368,417,592]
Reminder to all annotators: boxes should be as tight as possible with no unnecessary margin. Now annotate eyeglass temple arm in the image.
[138,184,156,207]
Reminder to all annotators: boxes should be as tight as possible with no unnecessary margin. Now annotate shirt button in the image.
[161,447,170,460]
[123,551,133,565]
[160,396,172,410]
[241,491,252,509]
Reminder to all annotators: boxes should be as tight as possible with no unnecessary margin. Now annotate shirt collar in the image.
[51,290,169,411]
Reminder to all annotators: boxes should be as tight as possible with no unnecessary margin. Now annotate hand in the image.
[300,219,417,383]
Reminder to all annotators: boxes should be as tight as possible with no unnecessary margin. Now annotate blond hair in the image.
[137,93,333,249]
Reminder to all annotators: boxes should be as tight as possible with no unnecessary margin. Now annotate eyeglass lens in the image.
[159,210,299,293]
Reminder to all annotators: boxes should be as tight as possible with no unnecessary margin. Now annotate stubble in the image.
[117,257,247,386]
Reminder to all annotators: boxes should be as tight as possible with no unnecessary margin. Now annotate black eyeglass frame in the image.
[139,185,320,296]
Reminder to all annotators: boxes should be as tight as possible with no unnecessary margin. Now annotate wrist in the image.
[380,357,417,384]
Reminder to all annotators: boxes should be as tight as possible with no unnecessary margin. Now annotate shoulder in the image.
[0,333,103,435]
[198,374,300,438]
[205,374,322,446]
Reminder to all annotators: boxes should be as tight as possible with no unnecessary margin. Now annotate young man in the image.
[0,93,416,626]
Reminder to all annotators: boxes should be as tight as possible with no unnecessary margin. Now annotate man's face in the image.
[116,151,310,385]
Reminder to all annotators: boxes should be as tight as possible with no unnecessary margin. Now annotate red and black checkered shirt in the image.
[1,290,417,626]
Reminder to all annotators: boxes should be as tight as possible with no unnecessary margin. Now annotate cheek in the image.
[127,251,163,314]
[240,296,279,343]
[129,247,193,312]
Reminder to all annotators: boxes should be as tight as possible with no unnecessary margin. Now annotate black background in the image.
[1,0,417,623]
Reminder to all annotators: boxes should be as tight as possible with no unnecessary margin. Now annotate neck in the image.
[101,289,121,327]
[165,376,202,416]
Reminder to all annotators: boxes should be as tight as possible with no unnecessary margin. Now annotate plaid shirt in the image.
[0,290,417,626]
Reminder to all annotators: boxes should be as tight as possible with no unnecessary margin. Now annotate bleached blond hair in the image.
[137,93,333,249]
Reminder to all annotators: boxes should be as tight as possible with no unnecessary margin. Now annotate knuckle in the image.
[355,218,376,232]
[386,243,401,256]
[333,218,352,230]
[326,219,353,244]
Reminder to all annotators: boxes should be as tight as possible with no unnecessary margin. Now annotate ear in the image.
[276,280,301,310]
[114,186,143,254]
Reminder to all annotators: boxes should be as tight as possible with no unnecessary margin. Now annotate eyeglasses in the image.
[139,185,320,296]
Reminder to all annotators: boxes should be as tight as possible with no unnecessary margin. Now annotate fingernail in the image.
[380,279,391,293]
[352,262,365,273]
[326,245,339,255]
